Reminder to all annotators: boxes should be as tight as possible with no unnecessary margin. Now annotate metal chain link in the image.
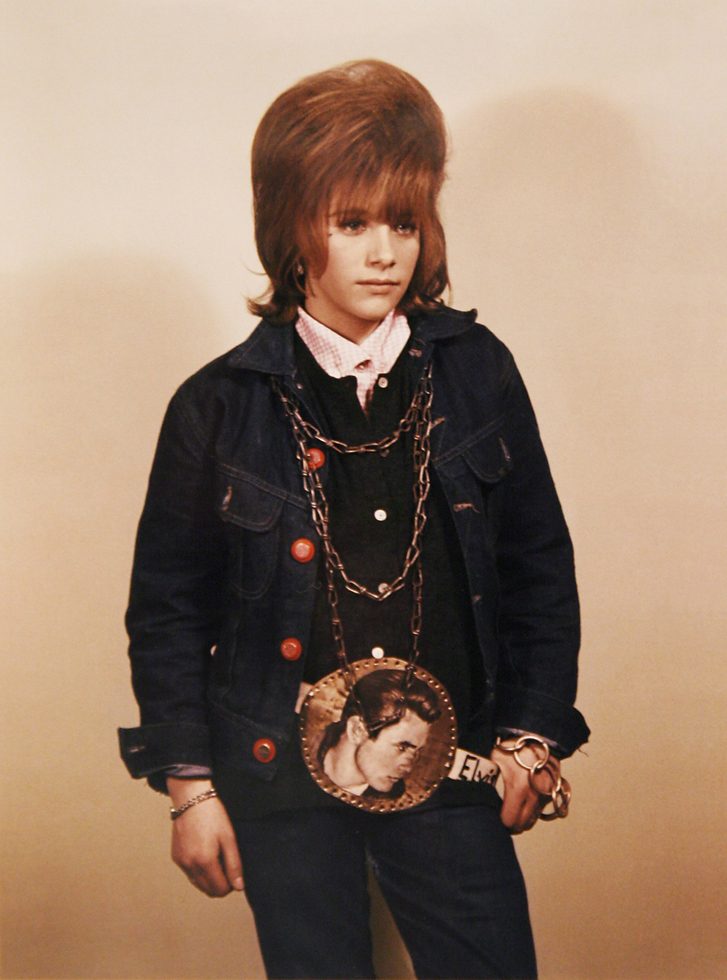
[495,735,571,820]
[272,366,433,683]
[274,367,431,456]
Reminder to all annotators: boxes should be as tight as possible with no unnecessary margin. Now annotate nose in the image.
[397,749,420,775]
[367,224,396,268]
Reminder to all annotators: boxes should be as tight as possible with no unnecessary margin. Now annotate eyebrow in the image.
[328,208,417,224]
[329,207,369,218]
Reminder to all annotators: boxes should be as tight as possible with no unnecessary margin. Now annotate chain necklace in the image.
[272,363,433,691]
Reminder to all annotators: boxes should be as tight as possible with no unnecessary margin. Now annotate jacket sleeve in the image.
[118,389,225,790]
[493,356,589,757]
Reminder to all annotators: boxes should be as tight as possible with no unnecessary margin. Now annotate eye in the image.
[337,216,366,233]
[394,221,418,236]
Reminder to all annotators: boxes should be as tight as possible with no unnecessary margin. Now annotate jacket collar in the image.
[226,306,478,375]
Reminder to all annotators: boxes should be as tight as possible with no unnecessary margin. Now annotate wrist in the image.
[166,776,214,808]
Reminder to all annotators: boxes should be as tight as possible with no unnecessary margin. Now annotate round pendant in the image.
[299,658,458,813]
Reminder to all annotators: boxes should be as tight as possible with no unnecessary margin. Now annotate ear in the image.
[347,715,369,746]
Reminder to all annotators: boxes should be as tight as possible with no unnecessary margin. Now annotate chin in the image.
[351,307,391,325]
[358,296,402,317]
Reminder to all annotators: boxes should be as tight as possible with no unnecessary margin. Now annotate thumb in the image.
[220,833,244,892]
[498,781,523,828]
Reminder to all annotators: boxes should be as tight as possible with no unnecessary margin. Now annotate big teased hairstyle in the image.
[317,669,441,767]
[248,60,449,324]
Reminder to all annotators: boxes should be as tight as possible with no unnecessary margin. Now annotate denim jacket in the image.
[119,307,589,788]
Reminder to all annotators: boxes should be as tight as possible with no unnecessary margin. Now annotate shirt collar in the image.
[226,306,477,375]
[295,307,411,380]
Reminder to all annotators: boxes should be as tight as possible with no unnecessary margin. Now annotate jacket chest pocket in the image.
[216,471,284,599]
[462,431,513,537]
[437,429,513,547]
[462,431,513,484]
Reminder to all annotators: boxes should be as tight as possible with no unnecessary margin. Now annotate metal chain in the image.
[495,735,572,820]
[272,366,434,682]
[274,365,431,456]
[273,364,433,602]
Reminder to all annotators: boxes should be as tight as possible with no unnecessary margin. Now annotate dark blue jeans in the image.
[233,804,537,979]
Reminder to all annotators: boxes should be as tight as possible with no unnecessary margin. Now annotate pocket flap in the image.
[216,471,284,531]
[463,433,513,483]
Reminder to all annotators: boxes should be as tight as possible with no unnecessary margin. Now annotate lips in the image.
[357,279,399,286]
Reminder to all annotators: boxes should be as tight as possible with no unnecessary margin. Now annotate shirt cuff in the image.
[164,765,214,779]
[495,727,567,759]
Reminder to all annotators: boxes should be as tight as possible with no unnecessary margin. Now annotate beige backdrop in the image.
[3,1,726,978]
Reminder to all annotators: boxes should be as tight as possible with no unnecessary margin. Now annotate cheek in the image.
[360,742,388,773]
[377,743,399,767]
[323,246,360,287]
[402,240,421,274]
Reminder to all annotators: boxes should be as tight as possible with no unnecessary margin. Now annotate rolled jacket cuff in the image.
[118,722,212,784]
[494,683,590,758]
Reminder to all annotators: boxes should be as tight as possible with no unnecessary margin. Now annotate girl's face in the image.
[304,204,420,342]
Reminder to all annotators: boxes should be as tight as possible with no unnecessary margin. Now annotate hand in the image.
[491,738,561,834]
[167,778,244,897]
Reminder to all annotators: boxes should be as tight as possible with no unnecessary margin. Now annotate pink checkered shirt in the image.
[295,307,411,410]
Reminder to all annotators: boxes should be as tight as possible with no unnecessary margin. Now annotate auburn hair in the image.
[248,60,449,323]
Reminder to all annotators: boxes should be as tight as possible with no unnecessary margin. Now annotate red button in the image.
[280,637,303,661]
[306,447,326,471]
[252,738,276,763]
[290,538,316,563]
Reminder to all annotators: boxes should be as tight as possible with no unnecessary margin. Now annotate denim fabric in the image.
[118,307,589,789]
[234,803,537,979]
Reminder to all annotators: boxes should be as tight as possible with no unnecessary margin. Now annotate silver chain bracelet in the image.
[169,788,218,821]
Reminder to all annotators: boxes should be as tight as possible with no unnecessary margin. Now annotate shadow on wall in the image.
[4,251,230,651]
[445,85,725,413]
[4,250,233,570]
[446,87,645,274]
[443,87,727,980]
[2,254,265,980]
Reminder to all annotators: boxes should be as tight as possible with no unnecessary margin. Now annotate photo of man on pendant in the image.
[299,659,458,812]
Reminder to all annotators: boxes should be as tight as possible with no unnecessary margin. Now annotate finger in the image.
[500,781,542,832]
[499,791,522,829]
[185,869,208,894]
[498,774,533,827]
[220,834,245,892]
[184,868,215,896]
[192,860,233,898]
[505,804,539,834]
[531,758,560,797]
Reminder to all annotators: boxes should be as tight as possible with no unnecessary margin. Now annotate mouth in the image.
[357,279,399,286]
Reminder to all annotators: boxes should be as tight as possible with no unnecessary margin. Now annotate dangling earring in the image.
[293,261,306,293]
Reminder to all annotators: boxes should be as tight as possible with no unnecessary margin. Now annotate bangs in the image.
[327,165,436,226]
